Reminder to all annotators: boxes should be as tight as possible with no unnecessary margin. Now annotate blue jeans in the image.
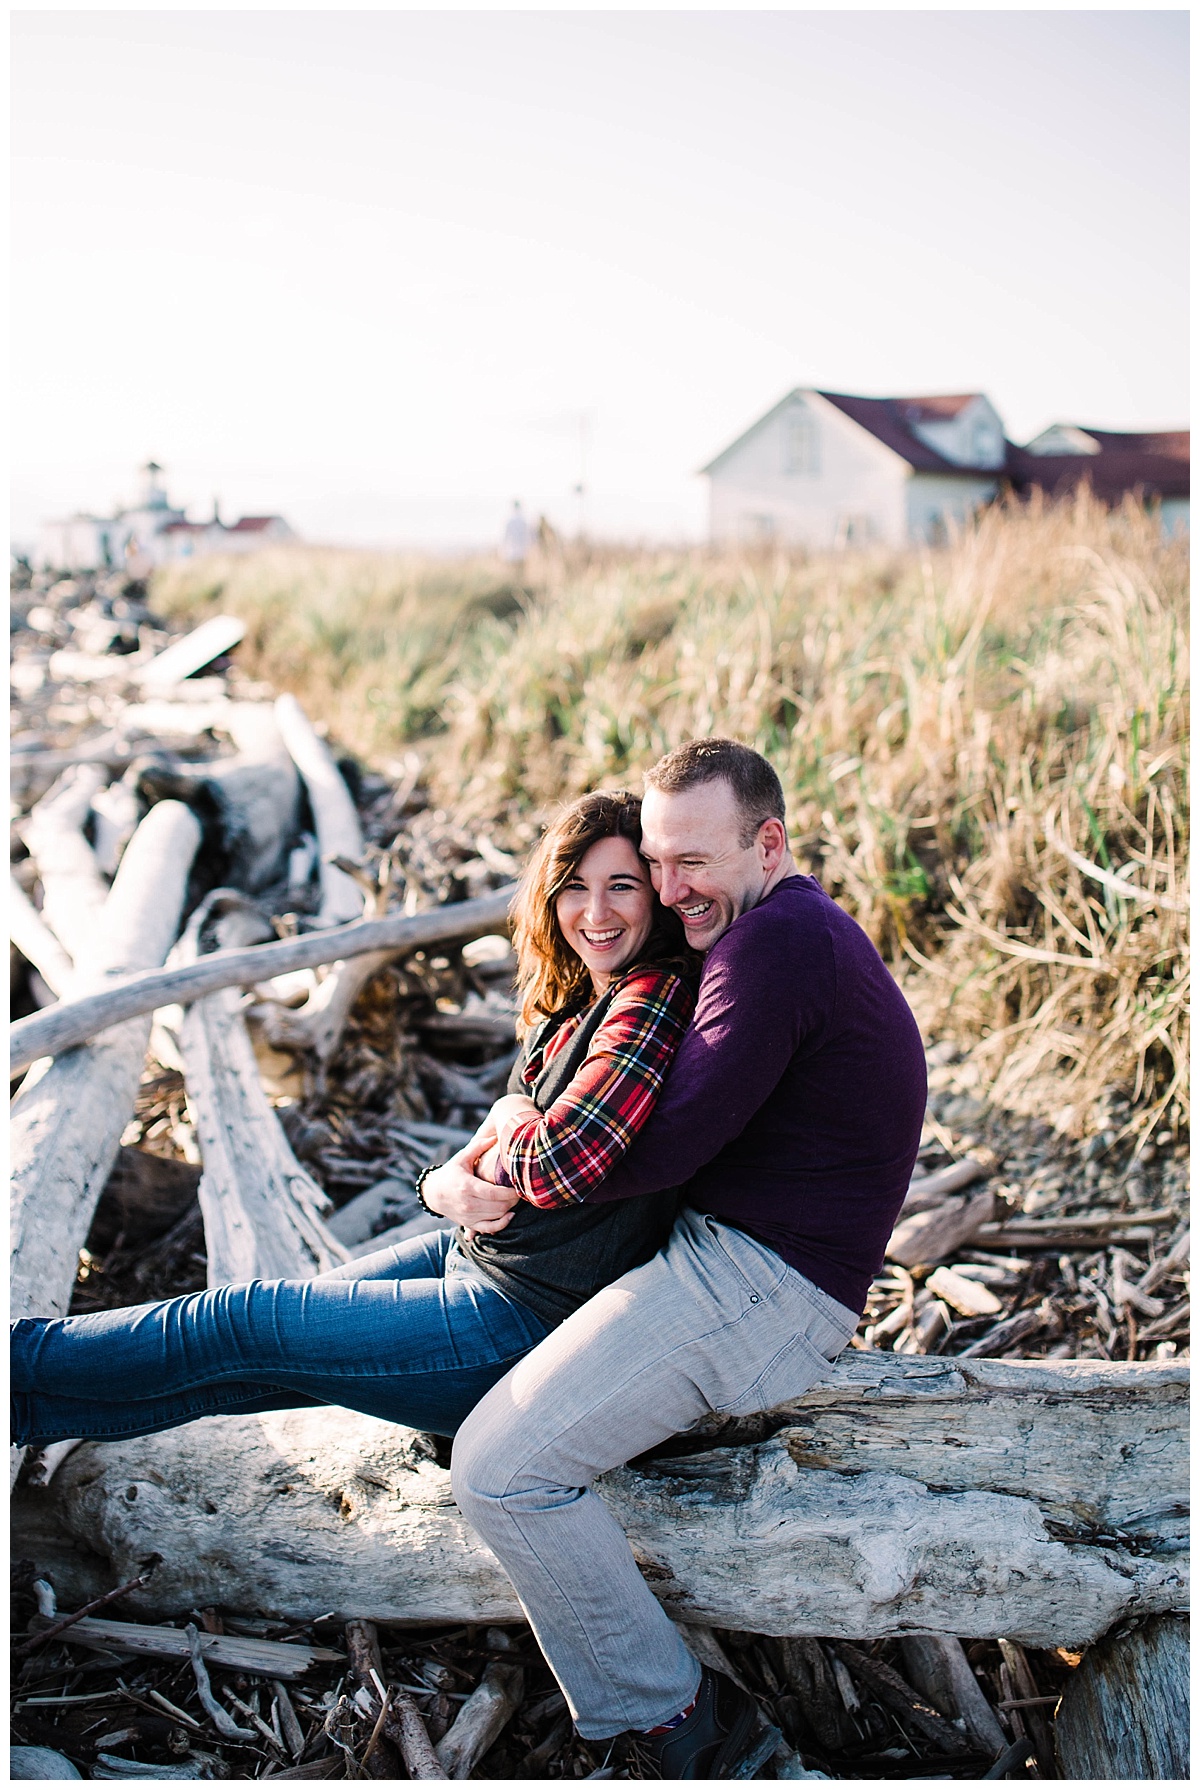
[11,1229,552,1448]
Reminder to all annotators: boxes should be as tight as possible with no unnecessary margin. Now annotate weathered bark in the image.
[17,765,109,963]
[171,895,347,1285]
[13,1357,1186,1646]
[1054,1614,1189,1779]
[274,693,365,924]
[10,889,516,1076]
[10,801,203,1323]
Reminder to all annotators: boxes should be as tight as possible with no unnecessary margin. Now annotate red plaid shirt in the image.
[501,968,695,1209]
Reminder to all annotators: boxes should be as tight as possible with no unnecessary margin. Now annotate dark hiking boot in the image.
[620,1665,779,1779]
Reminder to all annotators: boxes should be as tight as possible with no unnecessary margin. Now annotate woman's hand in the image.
[420,1140,519,1236]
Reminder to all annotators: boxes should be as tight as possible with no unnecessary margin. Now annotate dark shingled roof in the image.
[1007,430,1189,503]
[816,391,993,474]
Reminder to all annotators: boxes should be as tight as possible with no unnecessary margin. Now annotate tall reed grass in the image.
[153,493,1189,1146]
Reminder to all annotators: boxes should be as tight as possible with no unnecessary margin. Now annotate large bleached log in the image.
[10,801,203,1324]
[13,1356,1186,1645]
[10,889,516,1075]
[1054,1613,1189,1778]
[274,693,366,924]
[17,765,109,963]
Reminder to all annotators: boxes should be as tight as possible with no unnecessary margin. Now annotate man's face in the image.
[640,779,783,952]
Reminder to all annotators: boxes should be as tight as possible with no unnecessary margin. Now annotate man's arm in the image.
[585,911,810,1203]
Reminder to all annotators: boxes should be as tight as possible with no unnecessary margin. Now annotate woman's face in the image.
[555,833,656,992]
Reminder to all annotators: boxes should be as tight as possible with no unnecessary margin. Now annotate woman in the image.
[12,792,697,1447]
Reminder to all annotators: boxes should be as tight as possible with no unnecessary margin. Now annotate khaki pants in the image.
[451,1206,858,1737]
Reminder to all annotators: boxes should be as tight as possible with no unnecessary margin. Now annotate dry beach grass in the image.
[154,492,1189,1152]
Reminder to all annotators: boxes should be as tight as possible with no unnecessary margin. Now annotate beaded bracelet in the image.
[414,1164,438,1213]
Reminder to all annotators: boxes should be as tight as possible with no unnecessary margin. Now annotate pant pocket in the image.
[714,1326,833,1418]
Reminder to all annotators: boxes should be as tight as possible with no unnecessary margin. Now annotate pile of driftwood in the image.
[10,568,1190,1780]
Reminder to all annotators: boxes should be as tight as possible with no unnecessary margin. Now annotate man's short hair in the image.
[643,738,786,848]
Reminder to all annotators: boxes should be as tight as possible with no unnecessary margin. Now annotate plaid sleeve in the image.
[501,970,695,1209]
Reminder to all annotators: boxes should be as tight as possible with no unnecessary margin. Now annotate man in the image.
[424,739,927,1777]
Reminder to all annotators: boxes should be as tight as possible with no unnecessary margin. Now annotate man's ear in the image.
[758,817,788,872]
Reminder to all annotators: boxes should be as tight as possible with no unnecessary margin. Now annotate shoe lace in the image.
[619,1733,664,1779]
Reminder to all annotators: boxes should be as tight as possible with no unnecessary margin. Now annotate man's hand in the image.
[421,1141,519,1236]
[485,1092,542,1153]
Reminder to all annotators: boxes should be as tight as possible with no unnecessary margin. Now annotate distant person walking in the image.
[501,500,533,566]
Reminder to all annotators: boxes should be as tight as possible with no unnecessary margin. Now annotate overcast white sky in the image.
[11,9,1190,549]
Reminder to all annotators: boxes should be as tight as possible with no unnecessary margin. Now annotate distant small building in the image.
[702,389,1008,549]
[34,463,296,572]
[1008,427,1189,534]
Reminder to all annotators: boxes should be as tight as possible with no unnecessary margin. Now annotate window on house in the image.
[783,409,820,476]
[740,512,777,545]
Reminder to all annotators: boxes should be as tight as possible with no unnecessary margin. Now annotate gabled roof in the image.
[1007,430,1189,502]
[817,392,988,472]
[227,516,281,532]
[701,388,995,477]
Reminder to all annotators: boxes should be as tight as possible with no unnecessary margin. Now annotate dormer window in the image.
[783,409,820,476]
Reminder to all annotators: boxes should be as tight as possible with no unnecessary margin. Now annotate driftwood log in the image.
[17,765,109,965]
[13,1356,1186,1646]
[9,876,76,1000]
[10,888,517,1076]
[171,894,348,1284]
[139,703,302,893]
[10,800,203,1324]
[274,693,366,925]
[1053,1613,1189,1778]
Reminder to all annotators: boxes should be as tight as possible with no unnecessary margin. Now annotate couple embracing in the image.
[13,738,927,1779]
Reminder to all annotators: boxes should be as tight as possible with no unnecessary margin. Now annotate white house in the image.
[701,389,1008,549]
[34,463,295,572]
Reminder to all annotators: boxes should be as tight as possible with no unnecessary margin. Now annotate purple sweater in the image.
[589,875,927,1316]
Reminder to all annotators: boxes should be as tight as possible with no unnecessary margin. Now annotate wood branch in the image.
[18,765,109,963]
[831,1642,966,1754]
[897,1634,1007,1756]
[172,895,348,1285]
[247,950,397,1063]
[997,1638,1055,1777]
[136,614,245,691]
[434,1649,524,1779]
[9,877,76,997]
[382,1694,449,1780]
[36,1616,341,1679]
[274,694,365,924]
[10,888,517,1076]
[10,801,203,1324]
[13,1356,1186,1647]
[897,1156,989,1216]
[887,1188,998,1268]
[1054,1614,1188,1779]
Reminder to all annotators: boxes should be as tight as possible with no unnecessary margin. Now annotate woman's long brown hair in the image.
[510,790,696,1031]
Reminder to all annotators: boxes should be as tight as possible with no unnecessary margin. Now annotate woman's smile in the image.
[556,834,656,992]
